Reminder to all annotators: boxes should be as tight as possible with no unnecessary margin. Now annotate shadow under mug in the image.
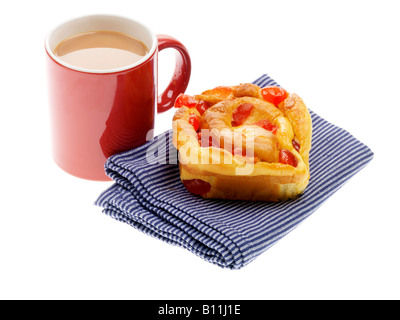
[45,14,191,181]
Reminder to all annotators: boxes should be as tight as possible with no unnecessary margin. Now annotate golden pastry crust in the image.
[172,83,312,201]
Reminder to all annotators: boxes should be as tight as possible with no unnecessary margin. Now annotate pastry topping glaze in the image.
[182,179,211,195]
[261,86,288,107]
[189,114,200,131]
[203,86,233,100]
[292,139,300,152]
[175,93,197,109]
[195,100,211,115]
[254,119,278,134]
[279,149,298,167]
[198,131,220,148]
[231,103,255,127]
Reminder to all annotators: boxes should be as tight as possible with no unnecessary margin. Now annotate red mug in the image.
[45,14,191,181]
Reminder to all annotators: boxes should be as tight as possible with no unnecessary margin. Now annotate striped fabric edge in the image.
[97,185,238,267]
[95,74,374,269]
[98,136,249,268]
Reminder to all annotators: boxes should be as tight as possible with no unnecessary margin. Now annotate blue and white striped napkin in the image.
[95,74,374,269]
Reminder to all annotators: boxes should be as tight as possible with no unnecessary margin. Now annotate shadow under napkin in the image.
[95,74,374,269]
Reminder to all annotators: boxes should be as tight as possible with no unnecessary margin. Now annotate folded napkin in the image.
[95,74,374,269]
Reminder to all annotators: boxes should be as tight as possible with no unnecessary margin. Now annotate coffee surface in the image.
[54,30,149,70]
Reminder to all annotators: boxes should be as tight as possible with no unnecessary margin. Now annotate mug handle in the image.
[156,34,191,113]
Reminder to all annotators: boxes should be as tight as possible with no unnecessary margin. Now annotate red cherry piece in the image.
[233,147,258,162]
[189,115,200,131]
[279,149,298,167]
[231,103,254,127]
[233,147,246,157]
[182,179,211,195]
[175,94,197,108]
[254,119,278,134]
[292,139,301,152]
[261,86,288,107]
[210,136,220,148]
[198,131,219,148]
[195,100,211,115]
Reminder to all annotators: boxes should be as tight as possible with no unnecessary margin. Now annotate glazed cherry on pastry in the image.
[292,139,301,152]
[195,100,211,115]
[198,131,220,148]
[182,179,211,195]
[279,149,298,167]
[189,114,200,131]
[261,86,288,107]
[175,93,197,108]
[233,147,246,157]
[254,119,278,134]
[231,103,255,127]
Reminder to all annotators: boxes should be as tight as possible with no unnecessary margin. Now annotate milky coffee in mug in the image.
[53,30,149,70]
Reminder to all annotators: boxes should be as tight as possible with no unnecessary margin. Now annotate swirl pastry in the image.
[172,83,312,201]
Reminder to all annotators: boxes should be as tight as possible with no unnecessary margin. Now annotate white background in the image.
[1,0,399,300]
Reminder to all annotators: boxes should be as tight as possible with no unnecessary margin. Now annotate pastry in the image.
[172,83,312,201]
